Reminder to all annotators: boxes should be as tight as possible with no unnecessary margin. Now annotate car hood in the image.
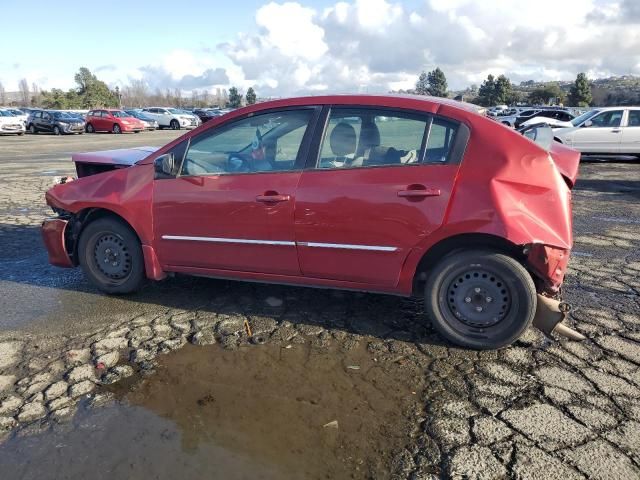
[523,117,573,128]
[72,146,159,167]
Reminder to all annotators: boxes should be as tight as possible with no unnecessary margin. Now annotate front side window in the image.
[181,109,314,176]
[590,110,623,128]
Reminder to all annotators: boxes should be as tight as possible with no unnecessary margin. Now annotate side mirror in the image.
[583,120,593,128]
[154,153,179,179]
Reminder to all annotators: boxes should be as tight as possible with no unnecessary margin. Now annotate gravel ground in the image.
[0,132,638,478]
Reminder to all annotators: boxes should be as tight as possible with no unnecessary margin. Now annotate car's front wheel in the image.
[424,250,536,349]
[53,126,61,135]
[112,124,122,134]
[86,123,95,133]
[170,119,180,130]
[29,124,37,134]
[78,217,145,294]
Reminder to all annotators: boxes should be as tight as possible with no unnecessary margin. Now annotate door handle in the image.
[611,129,622,133]
[256,193,291,203]
[397,187,441,198]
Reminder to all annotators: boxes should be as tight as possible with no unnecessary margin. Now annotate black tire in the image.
[29,124,37,134]
[424,250,536,349]
[86,123,95,133]
[17,132,24,136]
[53,126,61,135]
[78,217,145,294]
[170,119,180,130]
[112,124,122,134]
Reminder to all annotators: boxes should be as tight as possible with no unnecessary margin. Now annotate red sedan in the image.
[85,109,145,134]
[42,95,581,349]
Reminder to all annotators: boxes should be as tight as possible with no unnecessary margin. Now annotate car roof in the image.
[225,94,484,117]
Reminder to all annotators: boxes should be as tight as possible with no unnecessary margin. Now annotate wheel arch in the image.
[411,233,524,295]
[69,207,141,265]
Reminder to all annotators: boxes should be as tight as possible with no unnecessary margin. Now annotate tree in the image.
[18,79,30,106]
[494,75,513,104]
[528,84,565,105]
[228,86,242,108]
[415,71,429,95]
[0,81,5,105]
[245,87,257,105]
[568,73,592,107]
[427,68,448,97]
[74,67,118,108]
[477,74,497,106]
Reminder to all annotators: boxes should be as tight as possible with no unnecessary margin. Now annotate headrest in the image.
[330,122,357,157]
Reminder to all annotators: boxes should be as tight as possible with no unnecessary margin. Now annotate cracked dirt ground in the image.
[0,133,639,479]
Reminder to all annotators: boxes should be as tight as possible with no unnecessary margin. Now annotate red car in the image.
[42,95,581,349]
[85,109,145,134]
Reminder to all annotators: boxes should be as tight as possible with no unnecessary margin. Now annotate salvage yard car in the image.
[42,95,582,349]
[27,110,86,135]
[85,109,145,134]
[141,107,200,130]
[0,109,26,135]
[553,106,640,157]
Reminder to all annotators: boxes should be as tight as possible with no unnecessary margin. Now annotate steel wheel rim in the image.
[93,233,132,280]
[443,267,512,328]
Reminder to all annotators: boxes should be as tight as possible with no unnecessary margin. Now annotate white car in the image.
[2,108,28,126]
[141,107,200,130]
[0,109,26,135]
[553,107,640,156]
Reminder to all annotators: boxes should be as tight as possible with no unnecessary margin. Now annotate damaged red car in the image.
[42,95,582,349]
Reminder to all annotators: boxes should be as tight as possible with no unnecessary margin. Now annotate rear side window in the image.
[627,110,640,127]
[316,107,462,169]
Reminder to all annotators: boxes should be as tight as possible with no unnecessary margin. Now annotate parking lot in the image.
[0,132,639,478]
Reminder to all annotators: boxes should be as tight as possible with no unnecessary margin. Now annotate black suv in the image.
[513,109,575,129]
[27,110,86,135]
[192,108,223,123]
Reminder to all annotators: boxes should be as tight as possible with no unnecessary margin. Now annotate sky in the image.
[1,0,639,97]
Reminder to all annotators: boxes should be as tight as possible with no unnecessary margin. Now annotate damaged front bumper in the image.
[41,217,73,268]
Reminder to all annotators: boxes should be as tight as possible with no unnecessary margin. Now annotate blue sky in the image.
[1,0,638,96]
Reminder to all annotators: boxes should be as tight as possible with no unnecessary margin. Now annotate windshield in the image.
[570,110,599,127]
[9,109,23,115]
[168,108,185,114]
[53,112,72,119]
[110,111,131,118]
[0,110,15,117]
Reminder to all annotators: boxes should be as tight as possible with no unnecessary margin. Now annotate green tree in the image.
[415,71,429,95]
[528,84,565,105]
[74,67,118,108]
[41,89,70,109]
[568,73,592,107]
[494,75,513,104]
[427,67,448,97]
[477,74,497,106]
[228,86,243,108]
[245,87,257,105]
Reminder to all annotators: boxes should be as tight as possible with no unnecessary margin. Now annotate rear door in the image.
[294,107,466,286]
[571,109,624,153]
[620,109,640,154]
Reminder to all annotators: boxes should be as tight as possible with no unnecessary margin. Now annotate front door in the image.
[295,107,463,286]
[571,109,624,153]
[153,107,319,276]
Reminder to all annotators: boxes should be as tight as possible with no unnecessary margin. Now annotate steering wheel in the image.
[227,153,253,173]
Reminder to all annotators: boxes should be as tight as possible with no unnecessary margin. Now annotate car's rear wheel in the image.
[78,217,145,294]
[424,250,536,349]
[170,119,180,130]
[112,124,122,134]
[86,123,94,133]
[53,126,61,135]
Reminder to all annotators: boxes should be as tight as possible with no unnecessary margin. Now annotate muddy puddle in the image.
[0,341,422,479]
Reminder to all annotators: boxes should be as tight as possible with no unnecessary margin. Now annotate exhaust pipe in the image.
[533,294,586,341]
